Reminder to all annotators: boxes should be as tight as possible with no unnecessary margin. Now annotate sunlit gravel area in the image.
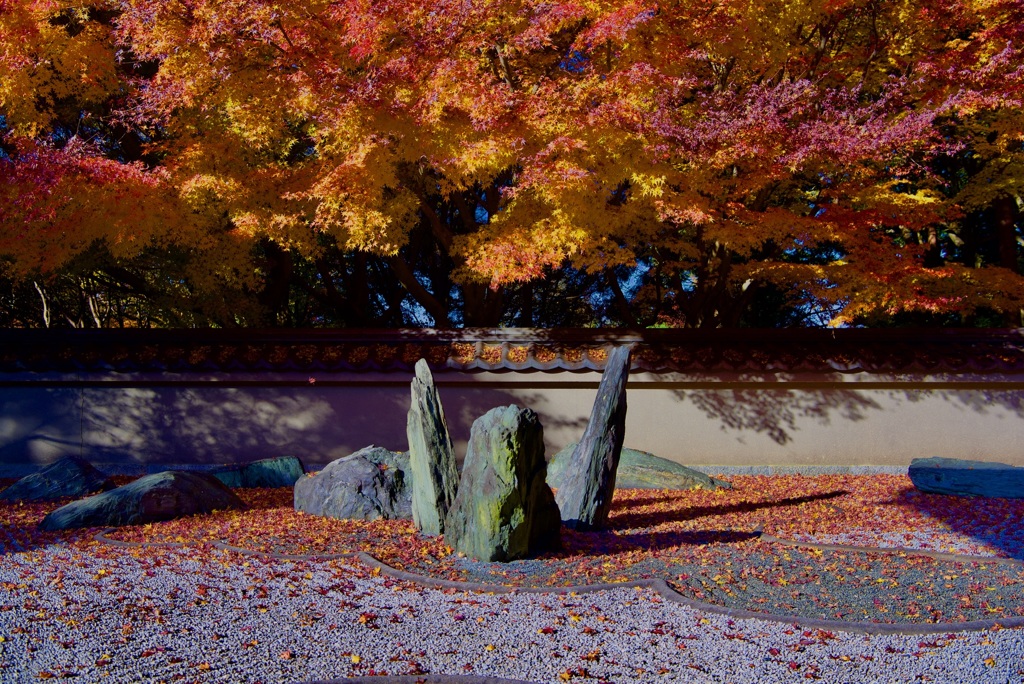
[1,545,1023,684]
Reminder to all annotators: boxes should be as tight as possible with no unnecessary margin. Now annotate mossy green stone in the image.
[213,456,305,488]
[547,444,732,491]
[444,406,560,562]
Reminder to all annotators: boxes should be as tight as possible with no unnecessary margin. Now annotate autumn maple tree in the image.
[1,0,1022,328]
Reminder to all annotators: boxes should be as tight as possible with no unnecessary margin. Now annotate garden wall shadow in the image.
[0,384,586,474]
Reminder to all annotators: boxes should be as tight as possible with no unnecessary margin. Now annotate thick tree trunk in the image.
[462,282,504,327]
[258,240,294,325]
[994,195,1021,273]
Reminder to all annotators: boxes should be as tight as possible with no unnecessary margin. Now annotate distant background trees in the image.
[2,0,1022,329]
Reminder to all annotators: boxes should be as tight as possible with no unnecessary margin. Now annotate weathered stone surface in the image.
[547,444,732,491]
[407,359,459,535]
[444,406,560,562]
[0,456,114,502]
[553,345,632,530]
[39,471,245,531]
[294,446,412,521]
[213,456,305,488]
[909,457,1024,498]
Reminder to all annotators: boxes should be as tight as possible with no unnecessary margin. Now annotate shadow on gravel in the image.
[619,528,762,551]
[563,527,762,555]
[895,485,1024,562]
[609,490,848,530]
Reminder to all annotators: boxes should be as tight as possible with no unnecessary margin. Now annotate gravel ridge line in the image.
[303,676,539,683]
[93,528,1024,635]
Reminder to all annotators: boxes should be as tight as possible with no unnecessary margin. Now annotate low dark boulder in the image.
[909,457,1024,498]
[39,471,246,531]
[213,456,305,488]
[0,456,114,502]
[547,444,731,492]
[294,447,412,521]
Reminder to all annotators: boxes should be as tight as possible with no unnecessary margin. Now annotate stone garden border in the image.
[92,528,1024,636]
[301,675,536,679]
[304,677,536,684]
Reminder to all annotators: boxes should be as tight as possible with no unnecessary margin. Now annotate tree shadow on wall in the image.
[0,384,568,473]
[672,386,881,445]
[672,381,1024,448]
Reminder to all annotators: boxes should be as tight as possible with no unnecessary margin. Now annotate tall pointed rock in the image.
[554,344,632,530]
[406,358,459,535]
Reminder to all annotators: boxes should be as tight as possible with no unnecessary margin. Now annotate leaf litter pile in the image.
[4,474,1024,626]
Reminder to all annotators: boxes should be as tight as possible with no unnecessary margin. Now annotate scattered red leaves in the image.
[4,474,1024,625]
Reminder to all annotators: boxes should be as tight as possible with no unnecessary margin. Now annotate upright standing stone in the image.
[444,406,560,562]
[407,359,459,535]
[554,344,632,530]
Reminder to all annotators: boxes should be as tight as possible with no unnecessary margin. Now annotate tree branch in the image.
[387,256,451,327]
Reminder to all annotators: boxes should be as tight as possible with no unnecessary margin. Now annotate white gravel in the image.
[1,545,1023,683]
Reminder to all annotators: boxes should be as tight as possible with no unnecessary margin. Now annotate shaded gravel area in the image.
[2,545,1024,683]
[428,537,1024,626]
[4,474,1024,681]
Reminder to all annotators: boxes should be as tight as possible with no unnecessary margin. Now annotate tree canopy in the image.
[1,0,1022,328]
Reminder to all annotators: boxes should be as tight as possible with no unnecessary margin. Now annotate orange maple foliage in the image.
[2,0,1022,326]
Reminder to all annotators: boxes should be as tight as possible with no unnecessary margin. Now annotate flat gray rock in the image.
[39,471,246,531]
[909,457,1024,498]
[547,444,731,491]
[213,456,305,488]
[0,456,114,502]
[294,447,412,521]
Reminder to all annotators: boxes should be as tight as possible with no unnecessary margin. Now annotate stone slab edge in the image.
[92,530,1024,636]
[1,463,912,479]
[689,465,909,476]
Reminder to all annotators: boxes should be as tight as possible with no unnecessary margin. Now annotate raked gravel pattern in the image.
[1,545,1023,683]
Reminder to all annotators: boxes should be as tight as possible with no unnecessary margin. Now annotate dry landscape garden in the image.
[2,351,1024,683]
[3,0,1024,681]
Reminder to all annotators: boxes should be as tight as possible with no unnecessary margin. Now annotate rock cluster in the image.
[554,344,632,530]
[39,471,245,531]
[909,457,1024,498]
[0,456,114,502]
[406,359,459,535]
[292,345,722,562]
[213,456,305,488]
[444,406,560,562]
[293,447,412,520]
